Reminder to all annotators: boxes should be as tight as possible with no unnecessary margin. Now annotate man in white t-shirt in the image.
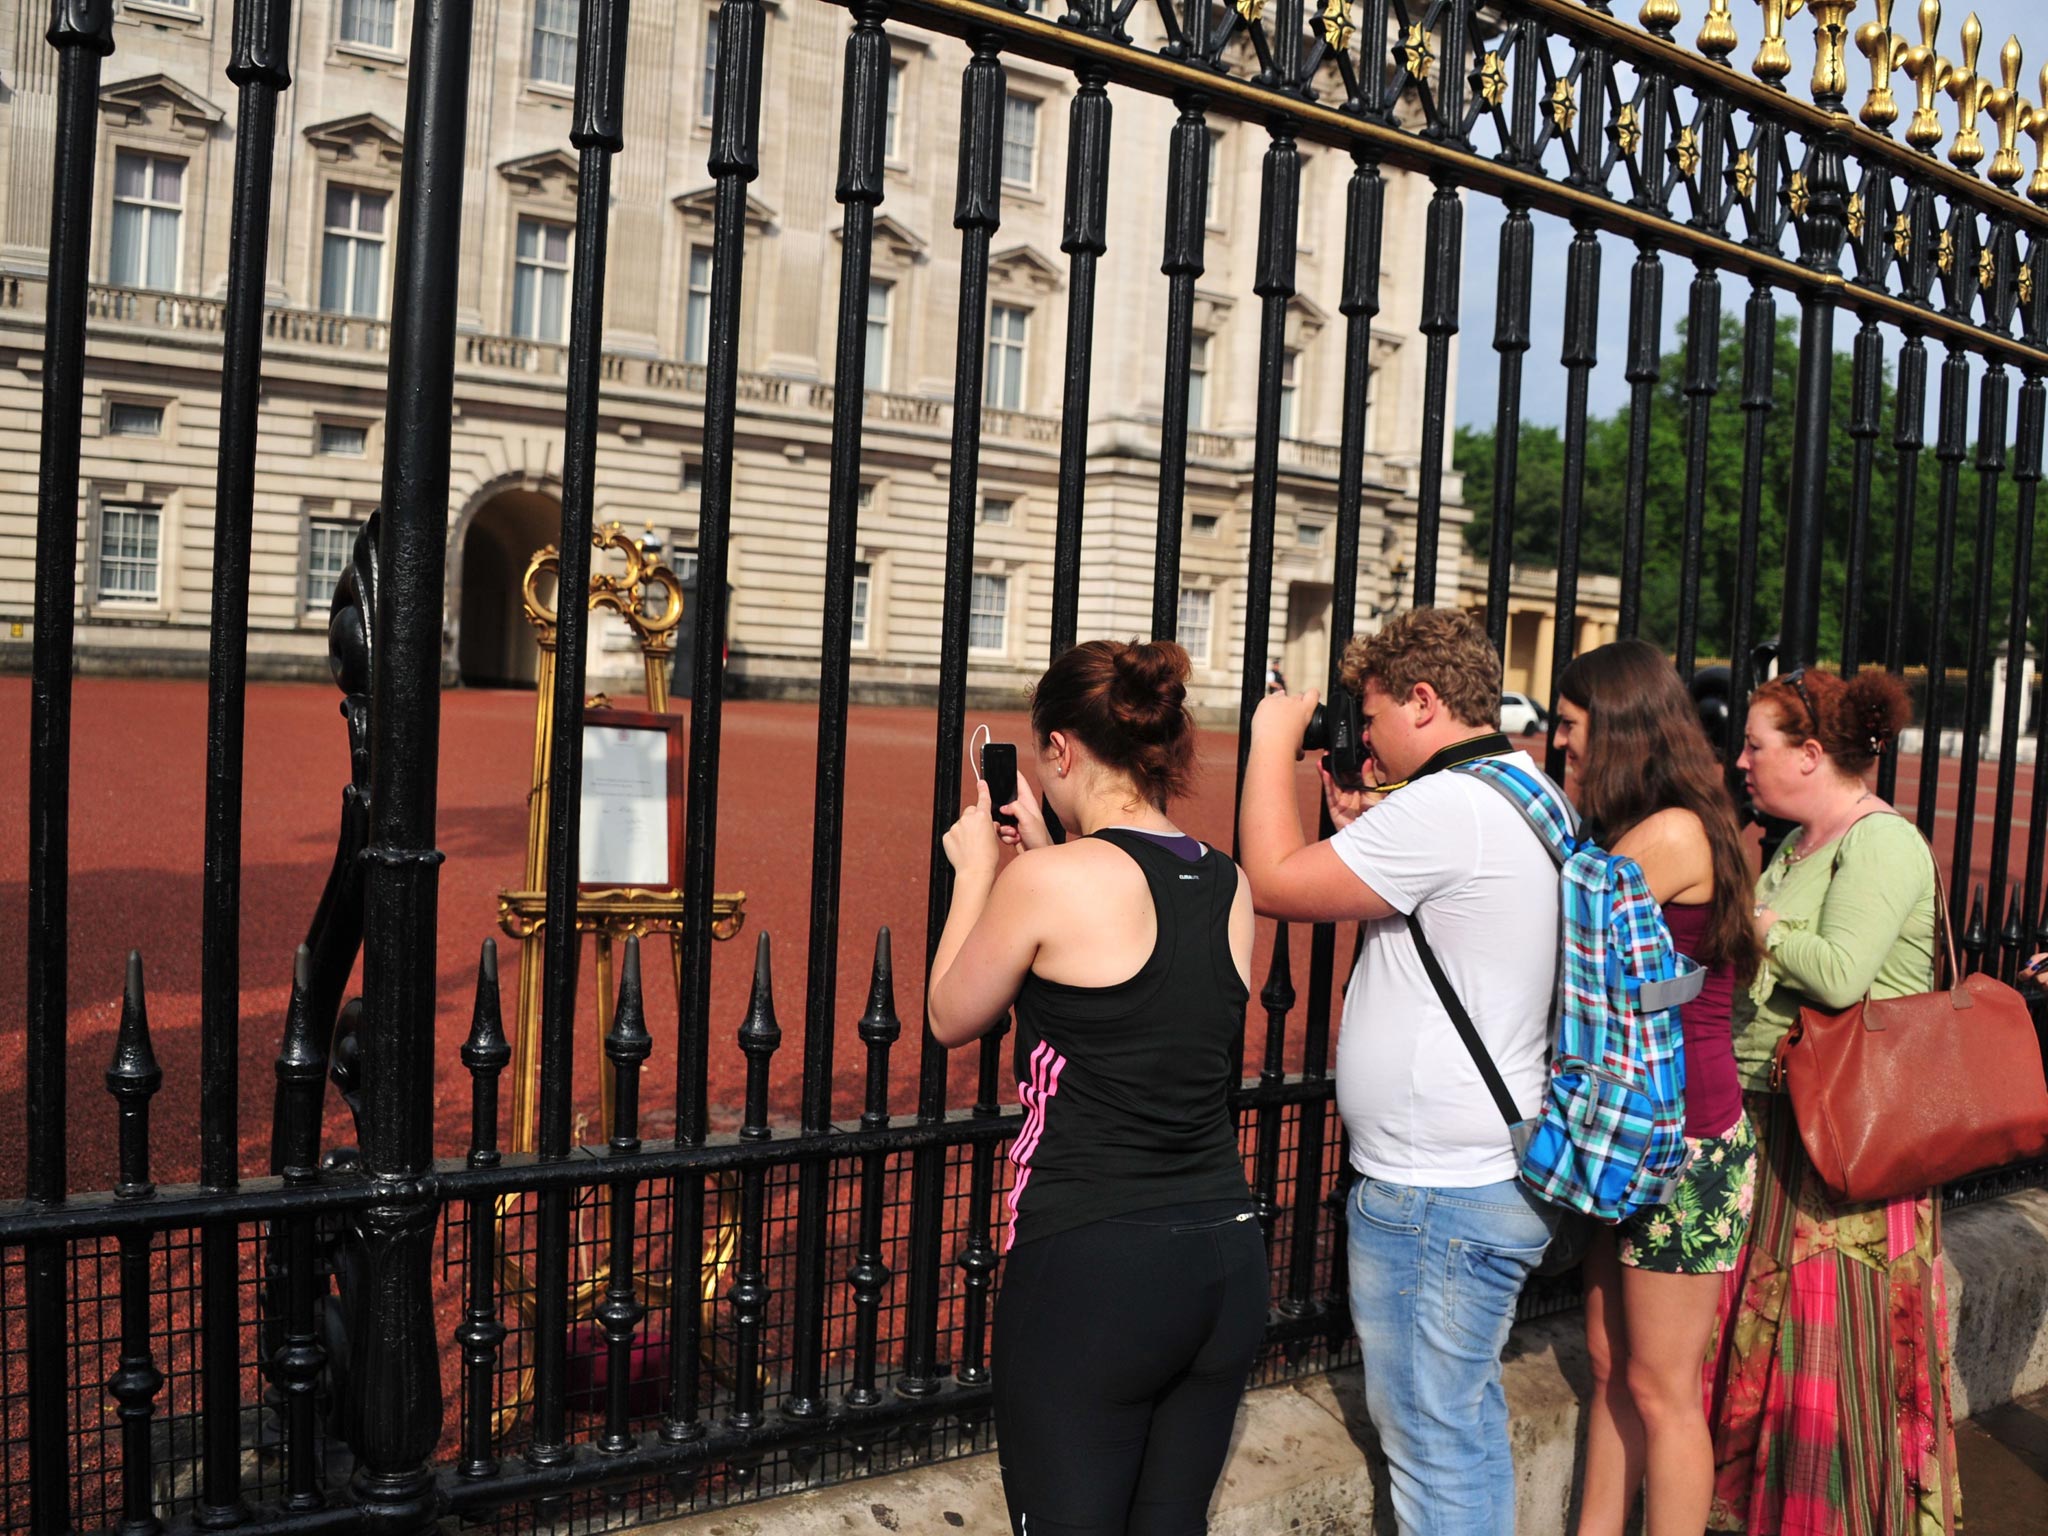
[1240,607,1560,1536]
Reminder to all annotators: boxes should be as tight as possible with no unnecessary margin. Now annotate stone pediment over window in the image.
[99,75,225,141]
[1191,287,1235,333]
[303,113,405,173]
[989,244,1062,295]
[1285,294,1328,350]
[672,186,777,234]
[498,149,582,200]
[835,213,927,265]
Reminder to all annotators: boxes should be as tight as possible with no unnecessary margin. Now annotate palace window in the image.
[320,186,388,318]
[511,217,573,341]
[109,151,183,291]
[98,504,161,602]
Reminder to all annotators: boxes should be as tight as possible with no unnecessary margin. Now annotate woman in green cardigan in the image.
[1705,665,1958,1536]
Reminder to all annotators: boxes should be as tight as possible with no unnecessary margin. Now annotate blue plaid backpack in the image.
[1405,759,1702,1223]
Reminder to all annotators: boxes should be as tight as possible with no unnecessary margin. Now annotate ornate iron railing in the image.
[10,1,2048,1533]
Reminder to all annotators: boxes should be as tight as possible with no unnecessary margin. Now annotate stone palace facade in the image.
[0,0,1613,708]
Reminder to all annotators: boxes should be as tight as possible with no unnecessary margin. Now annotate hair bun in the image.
[1109,641,1190,737]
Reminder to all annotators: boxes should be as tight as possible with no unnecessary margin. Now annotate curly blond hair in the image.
[1338,607,1501,727]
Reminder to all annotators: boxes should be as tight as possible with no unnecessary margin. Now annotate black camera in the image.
[1302,689,1368,791]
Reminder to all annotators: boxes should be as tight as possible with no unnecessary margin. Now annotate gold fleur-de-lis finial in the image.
[1857,0,1909,129]
[1944,11,1991,171]
[1475,50,1509,108]
[1549,78,1579,134]
[1732,148,1758,199]
[1900,0,1952,153]
[2028,64,2048,204]
[1673,125,1703,177]
[1401,20,1435,79]
[1700,0,1740,60]
[1986,35,2028,188]
[1808,2,1858,105]
[1318,0,1354,56]
[1752,0,1808,86]
[1614,103,1643,157]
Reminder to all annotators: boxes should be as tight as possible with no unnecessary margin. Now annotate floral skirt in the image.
[1704,1091,1959,1535]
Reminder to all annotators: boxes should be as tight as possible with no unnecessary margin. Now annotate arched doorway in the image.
[457,487,562,686]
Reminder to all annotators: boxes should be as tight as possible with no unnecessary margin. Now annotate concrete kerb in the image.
[643,1187,2048,1536]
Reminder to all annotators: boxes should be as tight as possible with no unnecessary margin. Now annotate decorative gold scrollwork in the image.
[1978,245,1999,292]
[1318,0,1353,56]
[1673,125,1703,177]
[522,520,685,655]
[1944,10,1992,170]
[1789,170,1811,217]
[1892,208,1916,259]
[1400,21,1434,79]
[1900,0,1952,153]
[1848,190,1867,238]
[1700,0,1741,60]
[1476,50,1509,108]
[1751,0,1807,86]
[1548,79,1578,135]
[1936,224,1957,274]
[1986,33,2029,189]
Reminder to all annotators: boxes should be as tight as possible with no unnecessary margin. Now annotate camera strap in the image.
[1366,730,1514,796]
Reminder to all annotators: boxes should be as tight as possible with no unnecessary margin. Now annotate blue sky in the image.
[1454,0,2043,429]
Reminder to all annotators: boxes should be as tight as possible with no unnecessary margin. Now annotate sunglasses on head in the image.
[1777,666,1817,732]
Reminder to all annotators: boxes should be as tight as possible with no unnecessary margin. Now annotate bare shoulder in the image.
[1612,806,1707,860]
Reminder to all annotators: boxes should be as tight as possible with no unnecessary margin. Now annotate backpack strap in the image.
[1405,911,1533,1159]
[1453,759,1582,866]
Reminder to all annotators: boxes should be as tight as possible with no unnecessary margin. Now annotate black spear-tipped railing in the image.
[599,938,653,1455]
[1878,335,1930,805]
[106,952,164,1536]
[731,933,782,1430]
[1952,362,2012,896]
[1964,885,1992,976]
[847,929,901,1411]
[457,940,509,1482]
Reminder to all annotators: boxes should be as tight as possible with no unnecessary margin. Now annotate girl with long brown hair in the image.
[1551,639,1761,1536]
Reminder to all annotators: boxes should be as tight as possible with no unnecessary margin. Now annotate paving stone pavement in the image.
[1956,1383,2048,1536]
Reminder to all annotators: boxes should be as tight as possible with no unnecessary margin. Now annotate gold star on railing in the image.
[1233,0,1265,23]
[1672,125,1702,177]
[1732,149,1757,199]
[1548,78,1578,134]
[1401,21,1435,79]
[1614,103,1643,156]
[1979,246,1998,292]
[2022,262,2036,305]
[1936,226,1956,275]
[1789,170,1811,217]
[1318,0,1354,55]
[1892,210,1915,259]
[1476,50,1509,108]
[1848,191,1866,239]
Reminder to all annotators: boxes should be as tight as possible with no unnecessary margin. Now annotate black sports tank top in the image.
[1004,828,1253,1249]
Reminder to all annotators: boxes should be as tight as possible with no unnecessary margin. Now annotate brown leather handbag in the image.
[1769,823,2048,1206]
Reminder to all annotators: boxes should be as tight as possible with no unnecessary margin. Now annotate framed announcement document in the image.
[577,708,683,889]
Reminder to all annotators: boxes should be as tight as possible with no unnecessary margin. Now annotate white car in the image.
[1500,691,1548,736]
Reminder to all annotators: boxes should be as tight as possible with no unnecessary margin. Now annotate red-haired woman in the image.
[1550,639,1763,1536]
[927,639,1261,1536]
[1708,666,1956,1535]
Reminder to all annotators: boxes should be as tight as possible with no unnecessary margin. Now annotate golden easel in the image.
[490,521,748,1431]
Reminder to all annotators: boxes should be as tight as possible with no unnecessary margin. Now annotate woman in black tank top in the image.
[927,640,1264,1536]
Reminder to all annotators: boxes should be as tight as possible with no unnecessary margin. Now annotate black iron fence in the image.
[11,0,2048,1531]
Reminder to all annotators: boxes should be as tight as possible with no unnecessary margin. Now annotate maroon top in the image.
[1662,902,1742,1140]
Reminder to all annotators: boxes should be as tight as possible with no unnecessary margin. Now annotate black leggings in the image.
[992,1201,1269,1536]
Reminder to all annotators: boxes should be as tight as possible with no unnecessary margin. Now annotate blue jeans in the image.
[1346,1175,1556,1536]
